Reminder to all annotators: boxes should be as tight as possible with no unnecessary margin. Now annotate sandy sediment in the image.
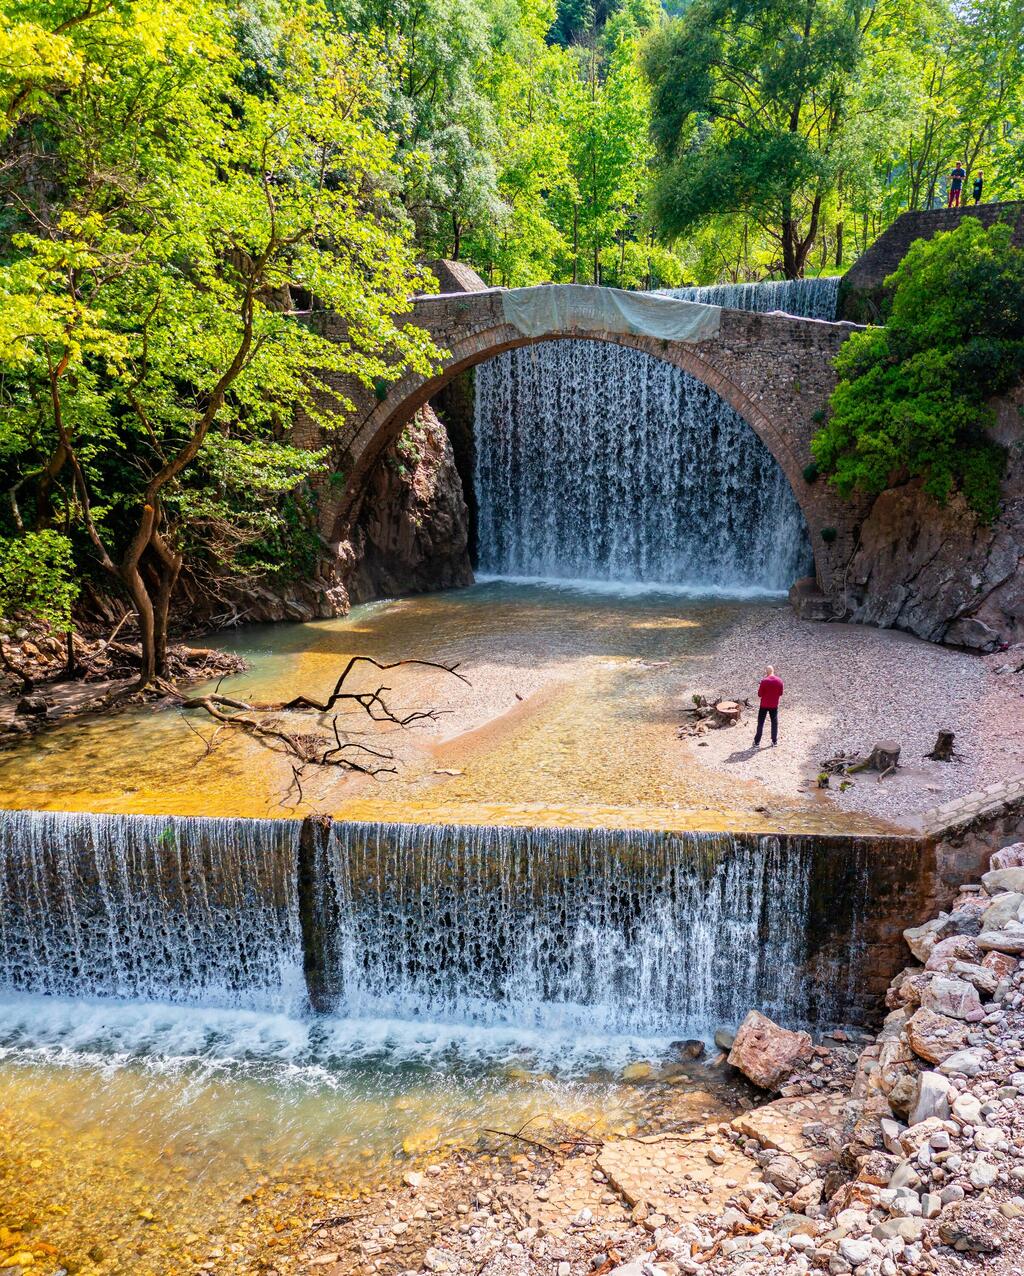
[675,605,1024,827]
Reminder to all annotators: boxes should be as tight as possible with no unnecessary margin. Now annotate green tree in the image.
[0,530,77,633]
[813,218,1023,520]
[0,1,437,686]
[644,0,891,278]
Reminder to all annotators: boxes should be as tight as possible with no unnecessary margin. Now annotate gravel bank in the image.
[677,605,1024,827]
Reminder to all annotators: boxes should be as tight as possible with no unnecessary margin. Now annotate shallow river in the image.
[0,581,847,1275]
[0,580,851,830]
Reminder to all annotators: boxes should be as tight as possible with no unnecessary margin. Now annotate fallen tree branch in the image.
[166,656,470,786]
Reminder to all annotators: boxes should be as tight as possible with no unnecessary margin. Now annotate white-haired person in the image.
[753,665,784,748]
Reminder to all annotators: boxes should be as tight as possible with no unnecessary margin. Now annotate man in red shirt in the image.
[754,665,783,748]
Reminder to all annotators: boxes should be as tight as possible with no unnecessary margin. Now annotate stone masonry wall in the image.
[840,201,1024,321]
[312,287,868,597]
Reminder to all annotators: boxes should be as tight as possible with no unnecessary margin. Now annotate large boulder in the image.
[980,892,1024,931]
[981,867,1024,895]
[727,1011,813,1090]
[978,923,1024,954]
[920,976,985,1022]
[904,1008,971,1064]
[908,1071,951,1125]
[839,390,1024,648]
[990,842,1024,871]
[346,406,473,604]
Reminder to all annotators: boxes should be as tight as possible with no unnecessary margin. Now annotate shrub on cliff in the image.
[813,218,1024,521]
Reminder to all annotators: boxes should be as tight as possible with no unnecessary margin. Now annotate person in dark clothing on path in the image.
[753,665,783,748]
[948,163,967,207]
[972,171,984,204]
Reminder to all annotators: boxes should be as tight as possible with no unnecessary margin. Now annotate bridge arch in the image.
[322,289,862,592]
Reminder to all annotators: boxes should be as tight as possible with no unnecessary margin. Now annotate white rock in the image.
[839,1237,875,1265]
[969,1156,998,1188]
[952,1092,982,1124]
[938,1048,988,1077]
[909,1071,951,1125]
[880,1118,905,1156]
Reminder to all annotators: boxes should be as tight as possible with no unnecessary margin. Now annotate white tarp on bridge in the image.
[501,284,722,343]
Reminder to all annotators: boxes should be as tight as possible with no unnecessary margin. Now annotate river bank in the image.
[0,585,1019,831]
[296,844,1024,1276]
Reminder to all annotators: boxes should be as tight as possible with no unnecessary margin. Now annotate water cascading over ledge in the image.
[471,278,839,591]
[0,810,305,1011]
[0,809,925,1036]
[661,277,841,321]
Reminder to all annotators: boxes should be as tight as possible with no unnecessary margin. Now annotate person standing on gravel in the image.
[753,665,784,748]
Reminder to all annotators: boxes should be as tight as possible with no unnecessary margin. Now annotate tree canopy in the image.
[0,0,436,681]
[0,0,1022,669]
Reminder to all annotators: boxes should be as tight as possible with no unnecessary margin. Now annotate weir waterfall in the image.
[0,810,890,1047]
[472,277,839,590]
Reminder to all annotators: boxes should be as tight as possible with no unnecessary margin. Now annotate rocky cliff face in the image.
[346,405,473,604]
[843,393,1024,650]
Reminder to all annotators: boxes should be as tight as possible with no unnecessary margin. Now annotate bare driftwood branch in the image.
[169,656,470,788]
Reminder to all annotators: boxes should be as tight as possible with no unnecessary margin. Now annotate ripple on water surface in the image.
[0,992,723,1276]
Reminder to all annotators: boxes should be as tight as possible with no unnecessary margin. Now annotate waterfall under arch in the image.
[473,338,814,592]
[470,275,838,592]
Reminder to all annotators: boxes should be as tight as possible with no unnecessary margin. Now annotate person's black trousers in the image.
[754,706,778,745]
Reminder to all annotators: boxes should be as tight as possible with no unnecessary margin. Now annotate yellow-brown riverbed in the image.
[2,579,974,1275]
[0,581,887,832]
[0,1001,727,1276]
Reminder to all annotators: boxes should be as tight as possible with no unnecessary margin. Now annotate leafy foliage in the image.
[813,219,1024,519]
[0,531,78,632]
[642,0,1024,280]
[0,0,437,680]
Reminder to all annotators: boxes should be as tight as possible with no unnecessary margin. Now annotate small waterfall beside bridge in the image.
[472,278,837,591]
[661,276,841,319]
[0,809,913,1048]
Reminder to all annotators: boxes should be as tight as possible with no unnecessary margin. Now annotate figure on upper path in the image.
[753,665,783,749]
[948,162,967,208]
[972,171,984,205]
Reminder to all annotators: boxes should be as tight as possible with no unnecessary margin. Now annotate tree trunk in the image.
[927,731,956,762]
[152,553,182,678]
[118,561,157,689]
[781,217,799,279]
[835,221,844,268]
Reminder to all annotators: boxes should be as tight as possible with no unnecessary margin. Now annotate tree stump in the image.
[927,731,956,762]
[848,740,901,777]
[713,700,742,727]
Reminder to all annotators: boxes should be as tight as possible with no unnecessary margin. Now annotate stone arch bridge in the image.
[305,279,866,595]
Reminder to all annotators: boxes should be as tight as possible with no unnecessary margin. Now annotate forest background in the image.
[0,0,1022,677]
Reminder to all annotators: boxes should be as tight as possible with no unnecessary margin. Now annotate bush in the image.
[0,531,78,632]
[812,219,1024,522]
